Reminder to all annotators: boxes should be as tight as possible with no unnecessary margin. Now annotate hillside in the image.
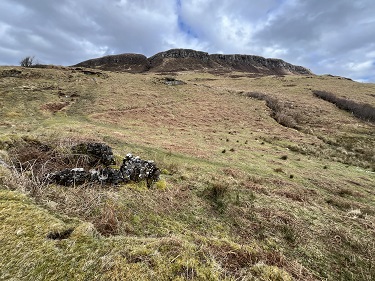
[74,48,312,75]
[0,64,375,280]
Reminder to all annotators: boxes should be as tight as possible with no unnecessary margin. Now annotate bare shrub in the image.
[274,112,298,128]
[20,56,35,67]
[245,92,267,100]
[313,90,375,122]
[265,97,283,113]
[94,201,122,236]
[205,181,229,212]
[245,92,299,129]
[8,139,95,182]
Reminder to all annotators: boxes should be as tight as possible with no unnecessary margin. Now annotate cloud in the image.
[176,0,280,54]
[0,0,182,65]
[0,0,374,82]
[345,61,373,72]
[251,0,375,81]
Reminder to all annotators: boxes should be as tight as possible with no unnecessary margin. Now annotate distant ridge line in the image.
[73,48,313,75]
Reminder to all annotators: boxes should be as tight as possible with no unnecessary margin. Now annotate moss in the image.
[155,179,167,190]
[0,166,12,186]
[160,168,169,175]
[71,222,100,240]
[251,264,292,281]
[0,135,22,150]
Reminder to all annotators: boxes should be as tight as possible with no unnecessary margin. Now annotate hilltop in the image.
[0,62,374,280]
[74,48,312,75]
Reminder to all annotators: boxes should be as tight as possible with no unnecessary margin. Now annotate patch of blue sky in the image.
[176,0,199,38]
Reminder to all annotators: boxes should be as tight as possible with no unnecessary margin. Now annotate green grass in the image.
[1,66,375,280]
[1,188,298,280]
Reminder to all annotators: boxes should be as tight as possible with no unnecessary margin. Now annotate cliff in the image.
[148,49,211,72]
[73,48,312,75]
[210,54,312,75]
[74,53,150,73]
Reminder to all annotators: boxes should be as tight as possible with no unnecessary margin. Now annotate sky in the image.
[0,0,374,82]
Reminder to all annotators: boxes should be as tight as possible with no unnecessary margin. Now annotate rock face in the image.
[210,54,311,75]
[148,49,212,72]
[74,53,150,73]
[73,48,312,75]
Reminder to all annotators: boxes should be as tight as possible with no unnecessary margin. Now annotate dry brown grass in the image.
[1,66,375,280]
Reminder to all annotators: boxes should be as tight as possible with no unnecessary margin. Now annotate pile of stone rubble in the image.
[46,143,160,187]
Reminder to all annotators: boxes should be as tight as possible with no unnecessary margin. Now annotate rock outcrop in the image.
[73,48,312,75]
[74,53,150,73]
[210,54,311,75]
[148,49,212,72]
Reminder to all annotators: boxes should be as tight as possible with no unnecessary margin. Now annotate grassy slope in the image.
[0,66,374,280]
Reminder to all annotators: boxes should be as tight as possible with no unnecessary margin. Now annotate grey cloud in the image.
[256,0,371,47]
[0,0,181,65]
[252,0,375,80]
[0,0,374,82]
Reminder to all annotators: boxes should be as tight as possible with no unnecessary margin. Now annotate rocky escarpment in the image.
[73,48,312,75]
[148,49,212,72]
[210,54,311,75]
[74,53,150,73]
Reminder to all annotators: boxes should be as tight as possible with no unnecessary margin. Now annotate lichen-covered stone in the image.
[120,153,160,187]
[72,143,115,166]
[46,144,160,188]
[47,168,91,186]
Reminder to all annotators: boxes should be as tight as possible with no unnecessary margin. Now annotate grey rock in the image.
[72,143,115,167]
[46,144,160,188]
[96,167,124,185]
[120,153,160,187]
[47,168,91,186]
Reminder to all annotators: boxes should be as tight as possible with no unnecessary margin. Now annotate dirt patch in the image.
[41,102,70,113]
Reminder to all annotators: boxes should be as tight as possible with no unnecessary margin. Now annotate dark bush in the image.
[20,56,35,67]
[313,90,375,122]
[274,112,298,129]
[205,182,229,213]
[245,92,299,129]
[245,92,267,100]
